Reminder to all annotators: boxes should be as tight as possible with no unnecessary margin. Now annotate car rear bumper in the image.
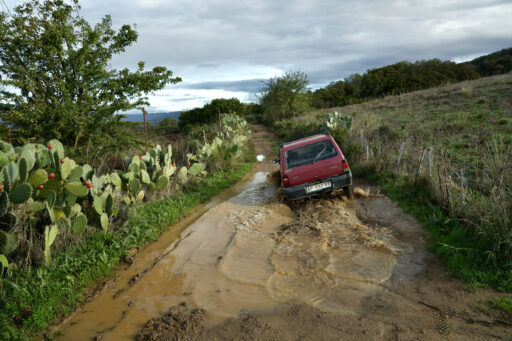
[283,171,352,200]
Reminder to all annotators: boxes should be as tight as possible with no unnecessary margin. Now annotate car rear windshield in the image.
[285,140,338,169]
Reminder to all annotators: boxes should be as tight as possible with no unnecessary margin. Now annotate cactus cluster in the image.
[0,113,251,266]
[325,111,352,130]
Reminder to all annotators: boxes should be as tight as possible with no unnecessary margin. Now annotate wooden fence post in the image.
[442,150,451,211]
[415,148,426,182]
[397,141,405,166]
[427,148,432,183]
[142,107,149,153]
[460,168,465,204]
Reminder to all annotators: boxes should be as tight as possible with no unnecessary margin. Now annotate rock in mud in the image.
[136,305,205,341]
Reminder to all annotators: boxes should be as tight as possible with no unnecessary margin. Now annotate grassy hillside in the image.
[271,73,512,289]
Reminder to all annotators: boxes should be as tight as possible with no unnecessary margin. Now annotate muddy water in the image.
[58,126,427,340]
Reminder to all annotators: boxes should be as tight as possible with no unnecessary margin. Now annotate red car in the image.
[274,129,353,200]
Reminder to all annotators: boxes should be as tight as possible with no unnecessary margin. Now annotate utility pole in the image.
[142,107,149,152]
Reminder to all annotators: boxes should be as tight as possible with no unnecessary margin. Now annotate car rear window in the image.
[285,140,338,169]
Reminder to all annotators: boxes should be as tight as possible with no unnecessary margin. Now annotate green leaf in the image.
[188,162,206,176]
[64,182,89,197]
[0,254,8,269]
[0,151,8,168]
[100,213,109,233]
[47,190,56,208]
[93,195,103,215]
[28,169,48,187]
[10,183,33,204]
[72,213,87,235]
[140,169,151,184]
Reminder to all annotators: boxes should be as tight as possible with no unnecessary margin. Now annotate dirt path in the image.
[59,125,511,340]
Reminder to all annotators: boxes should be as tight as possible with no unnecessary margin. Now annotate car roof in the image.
[282,134,329,150]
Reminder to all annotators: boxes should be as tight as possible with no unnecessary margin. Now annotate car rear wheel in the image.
[343,184,354,200]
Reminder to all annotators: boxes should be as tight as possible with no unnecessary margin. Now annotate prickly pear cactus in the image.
[156,175,169,190]
[177,167,188,184]
[10,183,32,204]
[72,213,87,235]
[188,163,205,176]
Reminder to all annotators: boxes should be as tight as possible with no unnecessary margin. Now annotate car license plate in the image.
[305,181,331,193]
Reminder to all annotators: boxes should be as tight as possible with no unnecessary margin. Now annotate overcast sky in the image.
[2,0,512,112]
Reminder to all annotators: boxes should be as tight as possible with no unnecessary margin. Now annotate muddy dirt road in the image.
[58,125,511,340]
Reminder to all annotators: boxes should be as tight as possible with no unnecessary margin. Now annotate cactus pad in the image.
[10,183,33,204]
[93,195,103,215]
[129,178,140,195]
[177,167,188,184]
[188,162,206,176]
[44,224,59,265]
[64,182,89,197]
[28,169,48,187]
[60,159,73,180]
[82,164,93,180]
[48,139,65,159]
[100,213,109,232]
[110,172,122,188]
[20,149,36,171]
[27,199,45,213]
[47,190,56,208]
[105,194,113,214]
[156,175,169,190]
[72,213,87,235]
[68,166,83,182]
[7,162,18,184]
[0,191,8,216]
[0,151,8,168]
[128,162,139,173]
[136,190,145,202]
[140,169,151,184]
[18,157,28,182]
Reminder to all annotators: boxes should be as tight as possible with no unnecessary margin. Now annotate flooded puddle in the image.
[58,168,422,340]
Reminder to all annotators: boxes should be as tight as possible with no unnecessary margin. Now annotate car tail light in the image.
[282,175,290,187]
[342,160,349,169]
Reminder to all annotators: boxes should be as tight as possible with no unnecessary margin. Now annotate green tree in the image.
[178,97,245,129]
[260,70,309,121]
[0,0,181,147]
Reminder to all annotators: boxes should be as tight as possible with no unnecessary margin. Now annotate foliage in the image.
[260,70,310,122]
[178,98,245,130]
[466,47,512,77]
[311,59,479,109]
[492,297,512,319]
[0,0,181,147]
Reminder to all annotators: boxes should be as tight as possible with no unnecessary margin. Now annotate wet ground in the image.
[58,125,512,340]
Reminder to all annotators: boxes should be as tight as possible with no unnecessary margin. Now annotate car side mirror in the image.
[272,159,280,164]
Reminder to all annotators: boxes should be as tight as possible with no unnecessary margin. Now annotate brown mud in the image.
[58,125,511,340]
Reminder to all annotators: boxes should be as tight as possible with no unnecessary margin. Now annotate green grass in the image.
[0,161,254,340]
[356,167,512,291]
[492,297,512,319]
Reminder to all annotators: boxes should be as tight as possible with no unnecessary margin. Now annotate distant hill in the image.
[466,47,512,76]
[120,111,181,124]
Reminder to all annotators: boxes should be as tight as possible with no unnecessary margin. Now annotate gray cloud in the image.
[3,0,512,110]
[177,79,266,93]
